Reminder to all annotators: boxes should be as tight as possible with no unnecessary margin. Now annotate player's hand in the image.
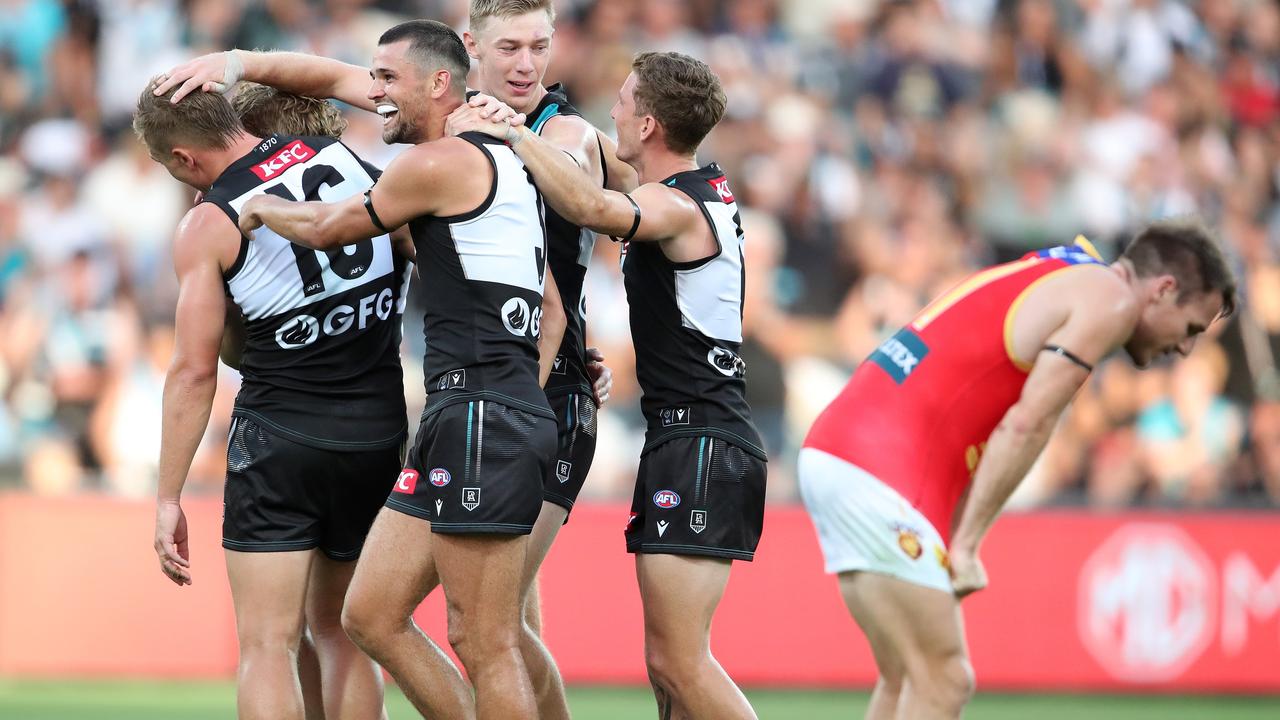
[239,197,266,235]
[154,499,192,586]
[586,347,612,407]
[153,50,244,103]
[445,95,525,142]
[949,547,987,599]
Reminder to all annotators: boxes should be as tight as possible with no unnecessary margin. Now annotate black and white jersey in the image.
[622,163,765,458]
[204,134,410,450]
[405,132,552,419]
[528,84,598,397]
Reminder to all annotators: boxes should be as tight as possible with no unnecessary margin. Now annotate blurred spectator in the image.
[0,0,1275,512]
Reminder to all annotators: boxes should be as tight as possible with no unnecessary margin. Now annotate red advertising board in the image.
[2,494,1277,691]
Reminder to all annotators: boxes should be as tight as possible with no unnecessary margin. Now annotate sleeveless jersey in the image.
[803,241,1108,540]
[528,84,599,397]
[405,132,552,419]
[622,163,765,458]
[203,134,411,450]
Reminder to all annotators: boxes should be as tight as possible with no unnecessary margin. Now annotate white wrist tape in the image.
[209,50,245,94]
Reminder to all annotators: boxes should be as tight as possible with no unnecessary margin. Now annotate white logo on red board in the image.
[251,139,315,180]
[708,175,734,203]
[393,469,419,494]
[1077,524,1215,682]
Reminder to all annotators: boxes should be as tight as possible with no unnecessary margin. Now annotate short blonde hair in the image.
[133,77,243,156]
[469,0,555,36]
[230,82,348,138]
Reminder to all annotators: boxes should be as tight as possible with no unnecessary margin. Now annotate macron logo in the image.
[251,140,315,180]
[708,175,735,203]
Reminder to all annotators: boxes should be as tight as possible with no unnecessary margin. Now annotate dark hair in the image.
[133,77,243,156]
[231,82,348,138]
[379,20,471,97]
[1121,219,1237,317]
[631,51,726,155]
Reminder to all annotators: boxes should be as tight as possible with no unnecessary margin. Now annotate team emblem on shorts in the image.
[653,489,681,509]
[690,510,707,534]
[462,487,481,511]
[934,544,950,571]
[898,528,923,560]
[556,460,572,483]
[429,468,451,487]
[393,469,419,494]
[657,520,670,537]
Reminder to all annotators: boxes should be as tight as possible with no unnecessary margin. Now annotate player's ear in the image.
[1156,274,1179,302]
[171,148,197,170]
[433,68,454,99]
[463,30,481,60]
[638,114,657,143]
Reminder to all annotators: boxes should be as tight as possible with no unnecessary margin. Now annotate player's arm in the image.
[537,114,604,186]
[538,269,567,387]
[239,140,482,249]
[504,125,696,242]
[156,205,235,586]
[948,276,1138,597]
[153,50,375,112]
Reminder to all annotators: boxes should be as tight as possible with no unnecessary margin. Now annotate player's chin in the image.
[1123,345,1149,369]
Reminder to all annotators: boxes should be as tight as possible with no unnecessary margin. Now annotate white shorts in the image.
[798,448,953,593]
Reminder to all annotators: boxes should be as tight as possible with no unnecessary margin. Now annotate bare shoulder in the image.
[174,203,239,270]
[538,114,598,149]
[1053,264,1141,340]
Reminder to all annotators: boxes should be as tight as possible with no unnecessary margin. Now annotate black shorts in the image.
[222,417,401,560]
[625,435,767,561]
[543,391,598,515]
[387,399,556,534]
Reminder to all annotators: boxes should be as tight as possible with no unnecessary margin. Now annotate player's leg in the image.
[436,531,538,720]
[225,550,314,720]
[636,554,756,720]
[837,572,905,720]
[519,391,596,720]
[840,571,972,720]
[798,448,968,718]
[306,441,402,720]
[306,555,386,720]
[297,629,326,720]
[341,508,473,719]
[519,501,572,720]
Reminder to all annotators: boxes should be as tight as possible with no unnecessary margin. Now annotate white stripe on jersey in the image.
[448,144,546,294]
[676,200,744,343]
[226,142,393,321]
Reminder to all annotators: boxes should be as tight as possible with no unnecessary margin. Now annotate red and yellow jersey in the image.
[803,239,1107,541]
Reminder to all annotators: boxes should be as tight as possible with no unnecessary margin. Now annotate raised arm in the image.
[156,205,235,586]
[154,50,375,112]
[239,138,491,250]
[948,272,1138,596]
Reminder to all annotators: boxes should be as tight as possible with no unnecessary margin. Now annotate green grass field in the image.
[0,681,1277,719]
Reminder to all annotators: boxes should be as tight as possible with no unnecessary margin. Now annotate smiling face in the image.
[466,9,554,114]
[1123,281,1225,367]
[368,40,433,144]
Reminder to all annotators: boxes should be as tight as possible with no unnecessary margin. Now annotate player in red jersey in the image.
[800,223,1236,719]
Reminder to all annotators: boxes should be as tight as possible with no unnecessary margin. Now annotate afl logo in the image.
[501,297,531,337]
[276,315,320,349]
[428,468,451,487]
[653,490,681,509]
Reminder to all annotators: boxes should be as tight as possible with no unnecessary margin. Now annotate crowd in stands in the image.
[1,0,1277,509]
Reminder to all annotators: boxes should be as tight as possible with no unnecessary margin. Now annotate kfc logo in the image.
[1078,524,1216,682]
[252,140,315,180]
[708,175,735,203]
[393,470,419,494]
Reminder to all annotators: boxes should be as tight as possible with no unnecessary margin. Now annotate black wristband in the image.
[363,189,389,233]
[614,194,641,243]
